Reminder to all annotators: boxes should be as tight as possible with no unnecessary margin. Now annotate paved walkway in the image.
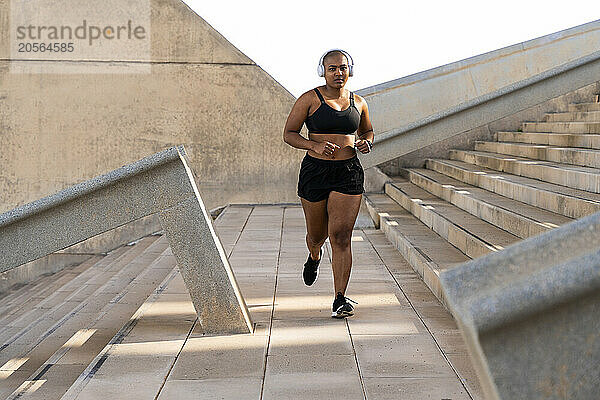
[61,204,483,399]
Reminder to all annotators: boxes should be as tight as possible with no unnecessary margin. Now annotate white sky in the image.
[184,0,598,98]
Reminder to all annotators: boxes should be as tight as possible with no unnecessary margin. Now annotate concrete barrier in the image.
[0,145,253,335]
[439,210,600,400]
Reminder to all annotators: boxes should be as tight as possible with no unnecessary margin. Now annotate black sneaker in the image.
[332,292,358,319]
[302,248,322,286]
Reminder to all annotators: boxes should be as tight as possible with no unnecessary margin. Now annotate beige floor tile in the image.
[119,319,195,343]
[272,293,337,320]
[157,378,263,400]
[420,315,459,332]
[246,304,274,324]
[430,331,470,354]
[348,313,426,336]
[363,377,470,399]
[353,334,455,378]
[75,351,179,399]
[445,352,485,400]
[269,319,352,356]
[263,354,364,400]
[168,335,267,380]
[343,285,404,303]
[73,374,166,399]
[275,283,336,296]
[18,363,88,400]
[53,328,119,365]
[0,370,34,399]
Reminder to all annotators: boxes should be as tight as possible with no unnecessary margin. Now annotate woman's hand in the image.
[312,141,341,158]
[354,139,372,154]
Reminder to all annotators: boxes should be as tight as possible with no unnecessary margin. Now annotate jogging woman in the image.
[282,49,374,318]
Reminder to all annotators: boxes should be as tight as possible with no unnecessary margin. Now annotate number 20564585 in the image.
[17,42,74,52]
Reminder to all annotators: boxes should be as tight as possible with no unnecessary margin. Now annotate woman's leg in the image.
[327,191,362,295]
[300,197,329,260]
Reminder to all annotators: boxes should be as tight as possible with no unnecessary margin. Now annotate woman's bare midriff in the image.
[307,132,356,160]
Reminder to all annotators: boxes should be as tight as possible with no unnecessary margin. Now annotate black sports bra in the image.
[305,88,361,134]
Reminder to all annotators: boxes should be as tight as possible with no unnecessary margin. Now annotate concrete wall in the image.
[357,19,600,136]
[0,0,302,216]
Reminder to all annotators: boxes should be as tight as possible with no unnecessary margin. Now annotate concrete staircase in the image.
[364,100,600,306]
[0,233,177,399]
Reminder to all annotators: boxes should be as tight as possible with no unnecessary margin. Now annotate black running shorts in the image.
[297,153,365,202]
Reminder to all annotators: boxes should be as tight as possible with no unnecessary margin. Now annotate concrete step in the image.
[426,158,600,219]
[0,261,80,305]
[0,238,153,342]
[0,235,167,398]
[568,102,600,112]
[474,141,600,169]
[7,239,176,400]
[523,122,600,134]
[0,246,132,340]
[386,180,520,259]
[545,111,600,122]
[497,131,600,150]
[0,256,104,326]
[408,167,572,239]
[0,238,158,387]
[363,191,469,307]
[60,264,190,400]
[450,149,600,193]
[362,192,409,229]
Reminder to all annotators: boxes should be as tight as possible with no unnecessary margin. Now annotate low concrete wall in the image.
[358,19,600,135]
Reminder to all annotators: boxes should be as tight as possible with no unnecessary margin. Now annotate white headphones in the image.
[317,48,354,77]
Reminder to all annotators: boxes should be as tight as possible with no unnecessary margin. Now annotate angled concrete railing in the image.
[359,49,600,169]
[439,210,600,400]
[0,145,253,335]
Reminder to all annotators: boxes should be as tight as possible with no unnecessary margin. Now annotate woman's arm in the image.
[283,93,316,151]
[355,95,374,153]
